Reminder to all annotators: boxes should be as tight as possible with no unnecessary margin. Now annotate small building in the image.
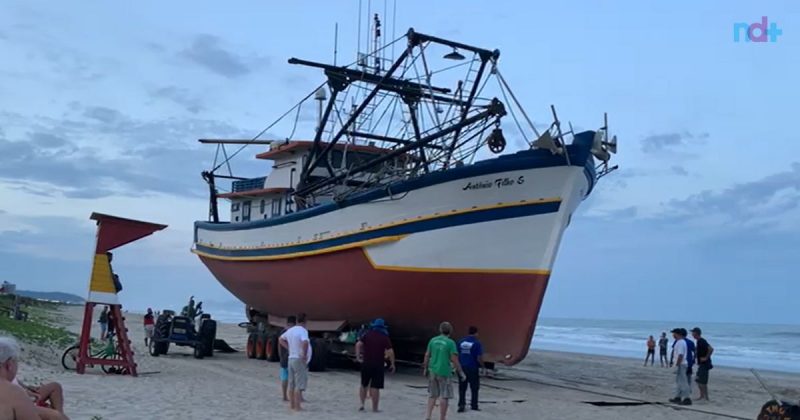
[0,281,16,295]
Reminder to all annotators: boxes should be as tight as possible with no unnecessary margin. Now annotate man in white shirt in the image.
[279,313,312,411]
[668,328,692,405]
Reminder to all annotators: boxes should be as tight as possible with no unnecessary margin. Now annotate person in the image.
[644,335,656,366]
[683,328,696,389]
[423,322,465,420]
[279,316,297,402]
[98,306,109,340]
[107,252,122,293]
[279,313,312,411]
[107,307,116,337]
[15,378,66,416]
[658,332,669,367]
[0,336,69,420]
[457,326,484,413]
[356,318,395,412]
[143,308,155,347]
[691,327,714,401]
[668,328,692,405]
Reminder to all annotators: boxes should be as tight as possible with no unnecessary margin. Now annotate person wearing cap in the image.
[691,327,714,401]
[143,308,155,347]
[424,321,465,420]
[355,318,395,412]
[682,328,696,388]
[457,326,484,413]
[668,328,692,405]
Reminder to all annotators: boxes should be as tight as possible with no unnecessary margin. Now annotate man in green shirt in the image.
[423,322,465,420]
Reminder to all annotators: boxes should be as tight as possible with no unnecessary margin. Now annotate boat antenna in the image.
[391,0,397,60]
[334,22,339,66]
[357,0,362,62]
[373,13,382,73]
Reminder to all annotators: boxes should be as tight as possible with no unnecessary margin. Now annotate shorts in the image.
[360,365,385,389]
[280,367,289,382]
[647,349,655,355]
[696,364,710,384]
[288,358,308,391]
[144,324,154,338]
[660,348,667,356]
[428,375,453,399]
[99,322,107,334]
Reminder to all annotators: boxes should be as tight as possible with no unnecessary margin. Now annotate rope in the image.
[498,371,752,420]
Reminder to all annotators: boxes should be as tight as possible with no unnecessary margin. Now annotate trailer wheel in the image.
[265,334,280,362]
[255,333,267,360]
[246,333,257,359]
[308,338,328,372]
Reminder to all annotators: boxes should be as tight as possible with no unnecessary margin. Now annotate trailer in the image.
[239,307,498,372]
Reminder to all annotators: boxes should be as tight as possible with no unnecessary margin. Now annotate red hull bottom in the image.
[199,248,549,364]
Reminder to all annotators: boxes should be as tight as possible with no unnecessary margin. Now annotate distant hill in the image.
[15,290,84,304]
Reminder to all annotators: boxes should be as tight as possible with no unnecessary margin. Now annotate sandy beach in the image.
[8,304,800,420]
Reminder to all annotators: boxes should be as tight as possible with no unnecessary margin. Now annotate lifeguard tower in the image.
[76,213,166,376]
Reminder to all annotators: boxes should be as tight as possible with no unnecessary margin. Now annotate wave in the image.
[532,320,800,373]
[767,331,800,338]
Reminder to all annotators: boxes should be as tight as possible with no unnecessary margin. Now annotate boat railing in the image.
[231,177,267,193]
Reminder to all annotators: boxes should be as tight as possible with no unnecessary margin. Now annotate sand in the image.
[9,304,800,420]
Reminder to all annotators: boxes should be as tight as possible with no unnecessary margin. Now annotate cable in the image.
[495,68,541,138]
[496,70,528,146]
[211,82,325,173]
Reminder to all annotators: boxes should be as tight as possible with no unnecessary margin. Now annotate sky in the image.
[0,1,798,325]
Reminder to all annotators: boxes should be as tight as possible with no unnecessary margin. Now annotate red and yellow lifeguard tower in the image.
[76,213,167,376]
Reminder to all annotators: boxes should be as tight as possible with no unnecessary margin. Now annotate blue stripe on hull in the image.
[196,200,561,258]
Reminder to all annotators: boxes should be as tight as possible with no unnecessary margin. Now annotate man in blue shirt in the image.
[457,326,484,412]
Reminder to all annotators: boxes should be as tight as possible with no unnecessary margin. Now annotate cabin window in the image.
[348,152,381,173]
[242,201,251,222]
[271,198,282,217]
[330,150,344,168]
[260,199,266,214]
[231,203,240,212]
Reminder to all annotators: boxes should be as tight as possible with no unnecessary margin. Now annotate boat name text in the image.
[463,176,525,191]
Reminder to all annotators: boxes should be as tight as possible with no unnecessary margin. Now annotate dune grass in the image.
[0,295,77,347]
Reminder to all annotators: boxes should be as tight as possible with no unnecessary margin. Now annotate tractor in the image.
[149,297,216,359]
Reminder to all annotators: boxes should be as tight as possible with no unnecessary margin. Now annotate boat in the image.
[192,19,617,365]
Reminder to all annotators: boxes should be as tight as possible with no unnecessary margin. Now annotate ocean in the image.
[532,318,800,373]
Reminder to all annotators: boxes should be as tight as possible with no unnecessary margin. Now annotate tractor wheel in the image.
[193,343,205,359]
[157,341,169,355]
[148,341,159,357]
[199,319,217,357]
[265,334,280,362]
[308,338,329,372]
[255,334,267,360]
[246,333,257,359]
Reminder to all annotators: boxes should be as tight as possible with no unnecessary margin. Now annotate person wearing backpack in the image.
[668,328,692,405]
